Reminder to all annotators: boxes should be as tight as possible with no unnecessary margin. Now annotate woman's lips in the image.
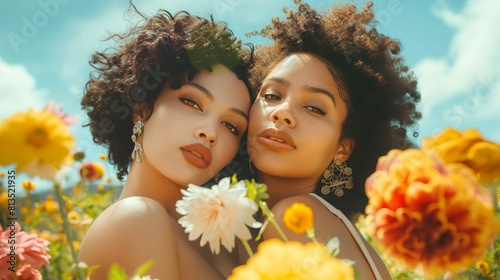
[257,128,296,150]
[180,143,212,169]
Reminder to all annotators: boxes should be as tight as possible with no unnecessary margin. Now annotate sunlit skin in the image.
[247,53,352,206]
[79,64,251,280]
[123,64,250,214]
[245,53,392,280]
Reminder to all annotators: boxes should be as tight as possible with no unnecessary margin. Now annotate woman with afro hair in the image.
[245,1,421,279]
[78,5,255,279]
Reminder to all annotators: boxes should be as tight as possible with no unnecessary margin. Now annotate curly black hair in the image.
[249,1,421,219]
[81,6,254,180]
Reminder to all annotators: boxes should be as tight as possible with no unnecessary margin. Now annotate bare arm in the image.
[78,196,180,280]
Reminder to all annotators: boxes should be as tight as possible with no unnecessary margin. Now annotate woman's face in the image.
[247,53,351,181]
[141,64,250,186]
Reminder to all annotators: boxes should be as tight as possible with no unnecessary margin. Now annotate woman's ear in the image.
[334,138,355,162]
[132,101,149,123]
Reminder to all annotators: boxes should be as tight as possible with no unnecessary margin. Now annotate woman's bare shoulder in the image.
[270,194,342,225]
[266,194,346,242]
[78,196,179,279]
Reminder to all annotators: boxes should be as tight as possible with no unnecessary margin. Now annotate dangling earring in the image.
[248,159,256,174]
[131,120,144,162]
[320,160,353,197]
[214,173,221,183]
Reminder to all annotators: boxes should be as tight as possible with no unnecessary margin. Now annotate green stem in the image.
[53,181,85,280]
[240,239,254,258]
[259,202,288,242]
[268,218,288,242]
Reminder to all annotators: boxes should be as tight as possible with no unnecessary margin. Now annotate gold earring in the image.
[131,120,144,162]
[320,160,353,197]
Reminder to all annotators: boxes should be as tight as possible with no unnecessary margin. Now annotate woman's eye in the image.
[222,122,239,136]
[180,98,202,111]
[263,94,281,101]
[304,106,326,116]
[261,88,281,101]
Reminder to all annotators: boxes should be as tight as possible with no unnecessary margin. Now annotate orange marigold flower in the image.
[282,202,314,235]
[79,162,105,181]
[365,149,500,277]
[421,127,500,184]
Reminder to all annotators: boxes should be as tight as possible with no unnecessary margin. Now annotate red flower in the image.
[79,161,105,181]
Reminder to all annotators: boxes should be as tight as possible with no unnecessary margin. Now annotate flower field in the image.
[0,106,499,279]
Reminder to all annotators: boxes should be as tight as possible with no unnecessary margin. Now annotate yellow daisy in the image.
[0,109,75,179]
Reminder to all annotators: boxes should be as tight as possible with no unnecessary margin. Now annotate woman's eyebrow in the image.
[184,82,214,100]
[302,85,336,107]
[230,108,248,121]
[266,77,290,87]
[185,81,248,120]
[265,77,337,107]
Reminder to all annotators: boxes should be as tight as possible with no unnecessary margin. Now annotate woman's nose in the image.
[270,103,296,128]
[195,126,217,146]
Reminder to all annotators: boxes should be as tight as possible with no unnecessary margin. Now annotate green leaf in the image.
[107,263,129,280]
[133,260,155,277]
[326,236,340,257]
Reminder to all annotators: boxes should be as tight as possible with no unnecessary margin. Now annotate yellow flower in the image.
[73,182,82,195]
[99,154,107,160]
[20,207,29,215]
[0,192,8,208]
[283,202,314,235]
[96,184,105,192]
[0,171,5,178]
[0,109,75,179]
[73,240,80,251]
[421,127,500,184]
[475,260,489,276]
[229,239,354,280]
[68,210,81,223]
[22,180,36,191]
[65,200,74,211]
[41,195,59,214]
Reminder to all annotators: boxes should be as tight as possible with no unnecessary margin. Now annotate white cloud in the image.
[0,57,48,120]
[414,0,500,125]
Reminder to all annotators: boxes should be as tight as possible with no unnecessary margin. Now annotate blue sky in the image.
[1,0,499,192]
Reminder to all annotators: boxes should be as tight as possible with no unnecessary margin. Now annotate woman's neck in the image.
[119,159,183,218]
[258,173,317,208]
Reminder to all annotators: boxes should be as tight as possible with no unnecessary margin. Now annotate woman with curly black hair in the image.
[78,6,254,279]
[246,1,421,279]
